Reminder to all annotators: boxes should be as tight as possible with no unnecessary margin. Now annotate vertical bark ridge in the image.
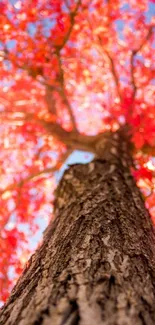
[1,130,155,325]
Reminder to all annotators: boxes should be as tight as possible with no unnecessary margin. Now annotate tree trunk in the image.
[1,129,155,325]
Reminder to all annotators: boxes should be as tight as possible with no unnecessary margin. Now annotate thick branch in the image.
[1,110,132,161]
[39,119,98,152]
[1,111,132,159]
[0,110,94,151]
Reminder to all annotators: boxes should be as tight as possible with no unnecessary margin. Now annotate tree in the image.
[0,0,155,323]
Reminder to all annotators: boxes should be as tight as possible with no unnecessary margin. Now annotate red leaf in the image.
[133,167,153,181]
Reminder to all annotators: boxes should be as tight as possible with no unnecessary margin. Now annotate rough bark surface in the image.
[1,129,155,325]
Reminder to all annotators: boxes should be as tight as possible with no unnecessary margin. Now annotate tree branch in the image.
[39,118,97,151]
[130,52,137,100]
[0,109,115,155]
[56,0,81,51]
[0,149,72,197]
[105,49,122,103]
[55,51,78,131]
[97,36,122,103]
[130,26,153,100]
[46,0,81,131]
[45,85,57,116]
[0,110,93,152]
[1,43,78,132]
[134,26,153,54]
[0,1,81,132]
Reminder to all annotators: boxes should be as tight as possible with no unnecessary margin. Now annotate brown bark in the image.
[1,129,155,325]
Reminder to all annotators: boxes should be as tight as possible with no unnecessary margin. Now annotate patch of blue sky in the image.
[6,39,17,50]
[29,188,38,196]
[4,211,16,231]
[55,150,94,182]
[0,79,14,88]
[41,17,56,37]
[120,3,130,11]
[28,189,43,203]
[45,151,59,159]
[27,212,49,249]
[119,75,130,83]
[115,1,155,39]
[66,40,78,48]
[9,0,18,5]
[145,2,155,22]
[115,19,125,40]
[24,158,32,166]
[27,22,37,37]
[151,78,155,85]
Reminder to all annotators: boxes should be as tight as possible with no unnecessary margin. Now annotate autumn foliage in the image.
[0,0,154,303]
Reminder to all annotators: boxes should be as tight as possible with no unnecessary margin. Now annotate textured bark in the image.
[1,129,155,325]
